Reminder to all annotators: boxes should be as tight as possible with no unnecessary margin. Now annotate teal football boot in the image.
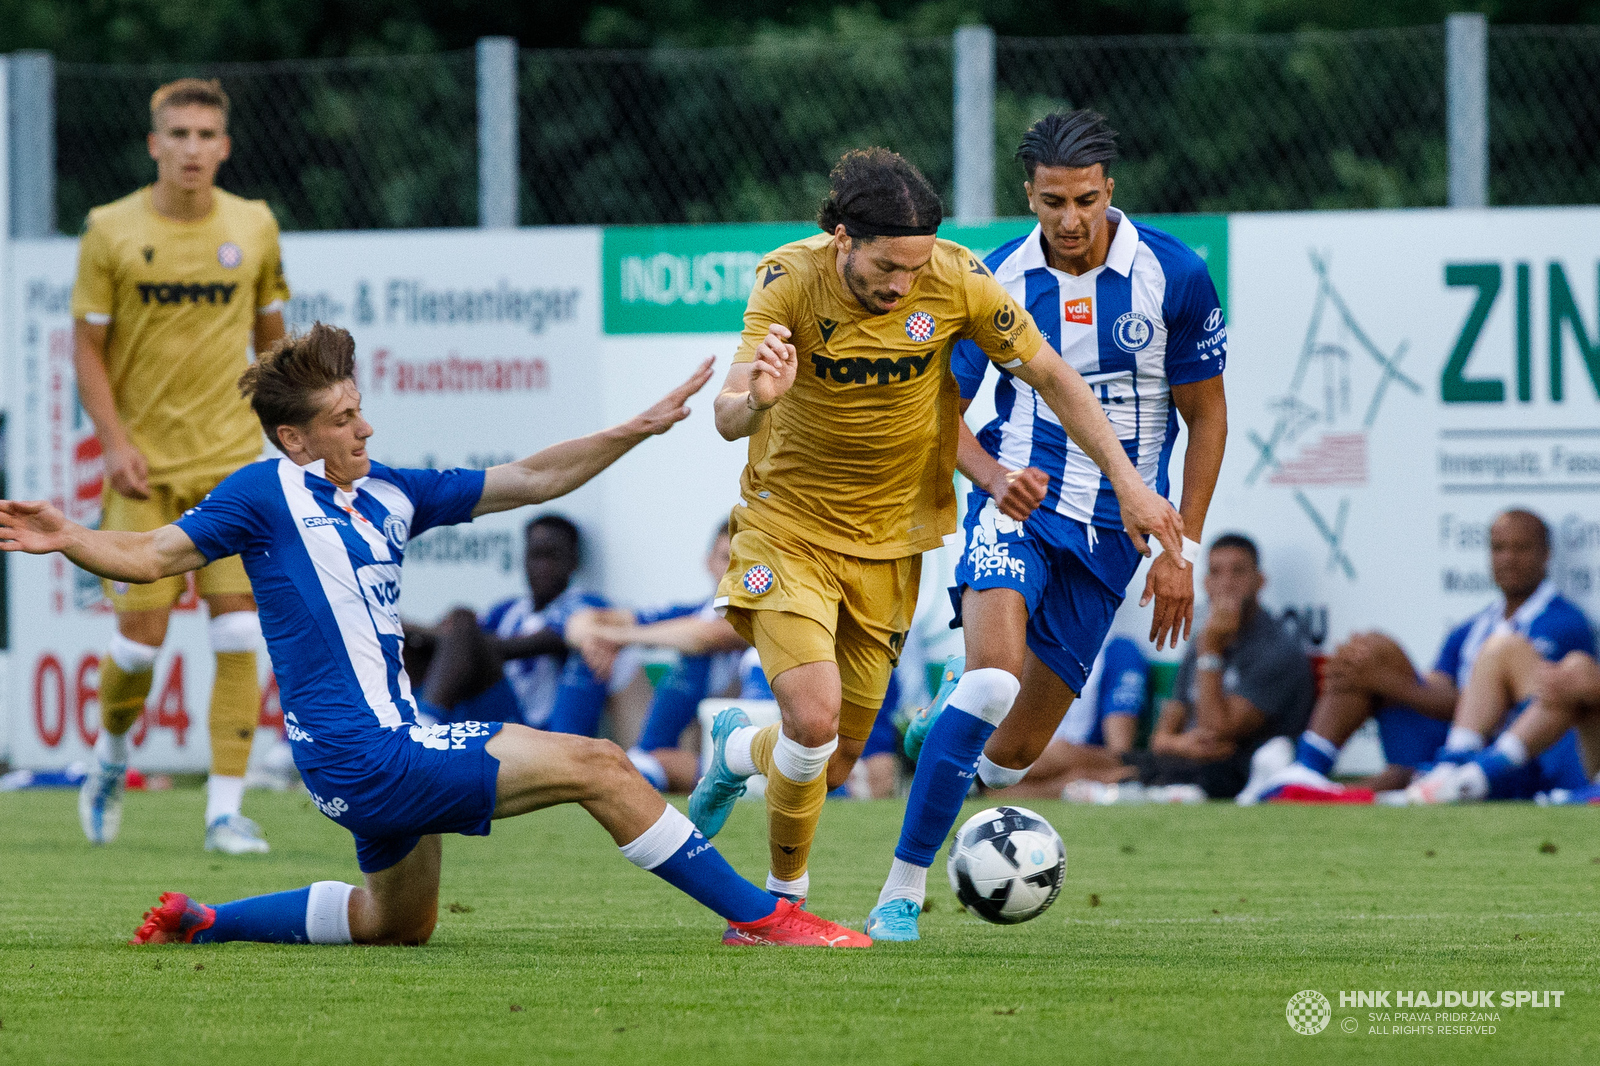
[688,707,752,838]
[903,655,965,763]
[863,898,922,941]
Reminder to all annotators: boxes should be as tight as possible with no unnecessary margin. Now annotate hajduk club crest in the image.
[742,565,775,595]
[904,311,935,342]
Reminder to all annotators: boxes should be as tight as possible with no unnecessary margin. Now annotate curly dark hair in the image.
[238,322,356,452]
[1016,109,1119,179]
[816,148,943,238]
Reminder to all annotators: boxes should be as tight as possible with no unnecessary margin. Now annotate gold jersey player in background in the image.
[71,78,290,854]
[688,148,1183,911]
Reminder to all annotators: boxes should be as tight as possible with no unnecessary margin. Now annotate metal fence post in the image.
[477,37,517,229]
[1446,13,1488,208]
[8,50,54,237]
[953,25,995,222]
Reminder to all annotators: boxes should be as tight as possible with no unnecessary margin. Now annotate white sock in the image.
[305,881,355,944]
[725,725,760,778]
[1456,761,1490,801]
[977,754,1031,790]
[1445,726,1485,753]
[618,805,695,871]
[878,857,929,907]
[108,634,160,672]
[205,775,247,825]
[97,731,129,766]
[1491,732,1530,767]
[771,732,837,784]
[766,871,809,899]
[1300,730,1339,761]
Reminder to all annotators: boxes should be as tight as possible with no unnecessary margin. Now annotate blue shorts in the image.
[950,491,1142,693]
[1375,705,1449,769]
[298,720,504,874]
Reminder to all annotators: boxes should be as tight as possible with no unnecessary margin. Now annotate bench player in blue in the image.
[0,323,869,949]
[867,110,1228,939]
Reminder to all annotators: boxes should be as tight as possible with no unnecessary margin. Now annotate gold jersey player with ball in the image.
[71,79,290,853]
[689,148,1184,909]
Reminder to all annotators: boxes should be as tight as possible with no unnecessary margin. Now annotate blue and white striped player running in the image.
[868,110,1229,940]
[0,323,869,949]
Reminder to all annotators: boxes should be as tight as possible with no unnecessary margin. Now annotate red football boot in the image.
[130,892,216,945]
[722,899,872,947]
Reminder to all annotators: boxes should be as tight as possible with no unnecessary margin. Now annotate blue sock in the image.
[1295,732,1337,777]
[895,705,994,867]
[1475,749,1518,786]
[634,656,711,751]
[650,830,776,924]
[192,887,311,944]
[623,808,775,923]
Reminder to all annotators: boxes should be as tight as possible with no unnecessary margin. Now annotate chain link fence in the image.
[46,25,1600,233]
[1489,26,1600,207]
[56,51,476,234]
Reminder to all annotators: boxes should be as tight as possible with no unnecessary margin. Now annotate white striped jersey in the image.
[177,457,485,767]
[953,209,1226,529]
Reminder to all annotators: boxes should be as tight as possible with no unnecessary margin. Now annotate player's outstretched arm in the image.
[0,500,205,583]
[1011,345,1184,559]
[473,358,714,517]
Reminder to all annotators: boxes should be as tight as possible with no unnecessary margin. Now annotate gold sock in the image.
[209,652,261,777]
[750,724,829,883]
[98,656,154,736]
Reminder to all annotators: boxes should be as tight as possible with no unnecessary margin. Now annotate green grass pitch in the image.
[1,788,1596,1065]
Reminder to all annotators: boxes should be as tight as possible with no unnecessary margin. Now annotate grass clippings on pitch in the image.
[1,789,1596,1065]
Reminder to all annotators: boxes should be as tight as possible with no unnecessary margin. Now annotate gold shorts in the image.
[717,516,919,737]
[99,469,252,612]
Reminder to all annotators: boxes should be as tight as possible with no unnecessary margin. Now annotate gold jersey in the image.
[70,186,291,480]
[733,233,1043,559]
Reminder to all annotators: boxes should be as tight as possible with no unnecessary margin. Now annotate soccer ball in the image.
[947,805,1065,924]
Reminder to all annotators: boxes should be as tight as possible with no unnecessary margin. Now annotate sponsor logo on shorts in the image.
[217,242,243,269]
[742,564,775,595]
[966,500,1027,583]
[1113,311,1154,353]
[310,792,348,819]
[303,515,347,528]
[408,720,493,751]
[904,310,936,342]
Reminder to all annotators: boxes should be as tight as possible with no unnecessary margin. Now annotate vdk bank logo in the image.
[1286,990,1332,1035]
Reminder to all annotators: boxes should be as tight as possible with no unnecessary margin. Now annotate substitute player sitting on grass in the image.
[690,145,1183,910]
[0,324,868,949]
[868,111,1226,939]
[1238,509,1592,804]
[72,77,289,854]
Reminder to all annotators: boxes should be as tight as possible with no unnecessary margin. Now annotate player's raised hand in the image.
[106,442,151,500]
[749,324,798,408]
[631,357,715,436]
[1118,482,1185,562]
[0,500,74,556]
[1139,550,1195,651]
[987,466,1049,522]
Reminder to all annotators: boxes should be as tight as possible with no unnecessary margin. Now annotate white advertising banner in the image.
[5,228,603,769]
[1217,207,1600,666]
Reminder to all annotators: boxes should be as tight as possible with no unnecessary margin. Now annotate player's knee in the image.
[574,737,637,795]
[440,607,479,636]
[950,667,1021,727]
[1548,653,1600,710]
[1479,631,1526,663]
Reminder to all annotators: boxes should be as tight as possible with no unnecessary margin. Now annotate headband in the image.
[842,219,939,238]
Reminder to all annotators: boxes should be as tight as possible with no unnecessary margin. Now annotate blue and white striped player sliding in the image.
[0,323,869,950]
